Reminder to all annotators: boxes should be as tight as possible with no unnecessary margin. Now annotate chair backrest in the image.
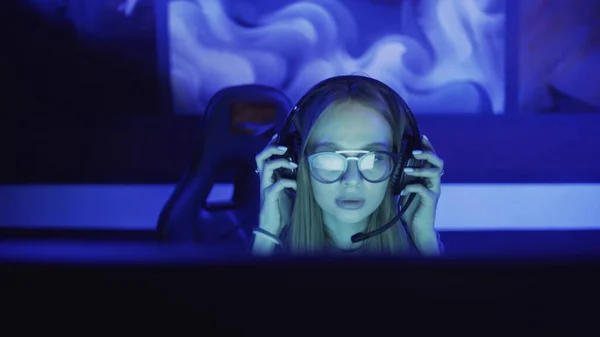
[157,84,292,247]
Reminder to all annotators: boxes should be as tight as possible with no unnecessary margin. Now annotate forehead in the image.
[308,101,393,150]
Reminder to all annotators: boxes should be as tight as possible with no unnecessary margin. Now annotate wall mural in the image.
[24,0,599,115]
[167,0,507,115]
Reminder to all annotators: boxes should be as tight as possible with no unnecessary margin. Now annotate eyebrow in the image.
[314,141,391,151]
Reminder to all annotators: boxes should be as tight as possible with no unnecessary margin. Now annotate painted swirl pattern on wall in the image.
[168,0,506,115]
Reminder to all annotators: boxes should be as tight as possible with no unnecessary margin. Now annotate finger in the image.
[421,135,437,152]
[267,133,279,145]
[411,150,444,169]
[255,143,288,171]
[264,178,297,203]
[403,167,441,194]
[261,158,298,189]
[401,183,437,204]
[403,167,443,178]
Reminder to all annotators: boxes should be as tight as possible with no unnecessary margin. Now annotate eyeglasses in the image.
[306,150,398,184]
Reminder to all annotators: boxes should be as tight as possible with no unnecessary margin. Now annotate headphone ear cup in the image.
[287,132,302,181]
[276,131,302,181]
[390,160,405,196]
[290,131,302,164]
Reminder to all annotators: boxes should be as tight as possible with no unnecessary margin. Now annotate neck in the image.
[322,214,368,251]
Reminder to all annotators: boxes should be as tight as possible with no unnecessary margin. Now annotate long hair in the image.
[282,78,409,256]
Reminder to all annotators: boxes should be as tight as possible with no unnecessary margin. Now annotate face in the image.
[306,100,394,227]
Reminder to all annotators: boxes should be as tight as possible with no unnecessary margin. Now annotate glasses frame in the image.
[306,150,400,184]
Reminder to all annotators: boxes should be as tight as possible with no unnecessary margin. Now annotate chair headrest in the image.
[193,84,292,170]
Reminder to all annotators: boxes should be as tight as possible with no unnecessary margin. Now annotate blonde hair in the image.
[282,78,409,256]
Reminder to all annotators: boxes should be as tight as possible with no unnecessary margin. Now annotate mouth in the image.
[335,198,366,210]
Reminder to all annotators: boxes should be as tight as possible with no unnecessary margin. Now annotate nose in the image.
[341,159,361,186]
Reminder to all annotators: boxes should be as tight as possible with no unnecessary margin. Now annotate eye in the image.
[311,153,345,170]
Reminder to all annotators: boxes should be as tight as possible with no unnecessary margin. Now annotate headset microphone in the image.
[350,193,416,243]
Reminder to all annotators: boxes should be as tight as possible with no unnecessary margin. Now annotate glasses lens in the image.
[309,153,346,183]
[358,152,394,182]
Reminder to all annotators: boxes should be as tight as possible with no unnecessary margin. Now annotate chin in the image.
[330,208,372,225]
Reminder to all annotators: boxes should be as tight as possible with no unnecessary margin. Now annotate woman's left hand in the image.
[401,135,444,251]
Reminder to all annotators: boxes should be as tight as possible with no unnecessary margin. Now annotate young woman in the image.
[252,76,444,257]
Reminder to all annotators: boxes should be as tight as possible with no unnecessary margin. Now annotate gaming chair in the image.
[157,85,292,247]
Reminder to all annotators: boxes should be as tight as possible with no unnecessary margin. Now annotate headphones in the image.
[274,75,424,197]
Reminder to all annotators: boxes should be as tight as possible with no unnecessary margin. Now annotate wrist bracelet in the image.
[252,227,282,246]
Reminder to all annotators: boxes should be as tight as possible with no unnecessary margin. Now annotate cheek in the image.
[310,178,338,207]
[364,180,390,205]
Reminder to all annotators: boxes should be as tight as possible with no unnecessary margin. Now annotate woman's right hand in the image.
[254,134,297,237]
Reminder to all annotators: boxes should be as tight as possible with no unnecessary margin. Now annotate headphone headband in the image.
[279,75,420,147]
